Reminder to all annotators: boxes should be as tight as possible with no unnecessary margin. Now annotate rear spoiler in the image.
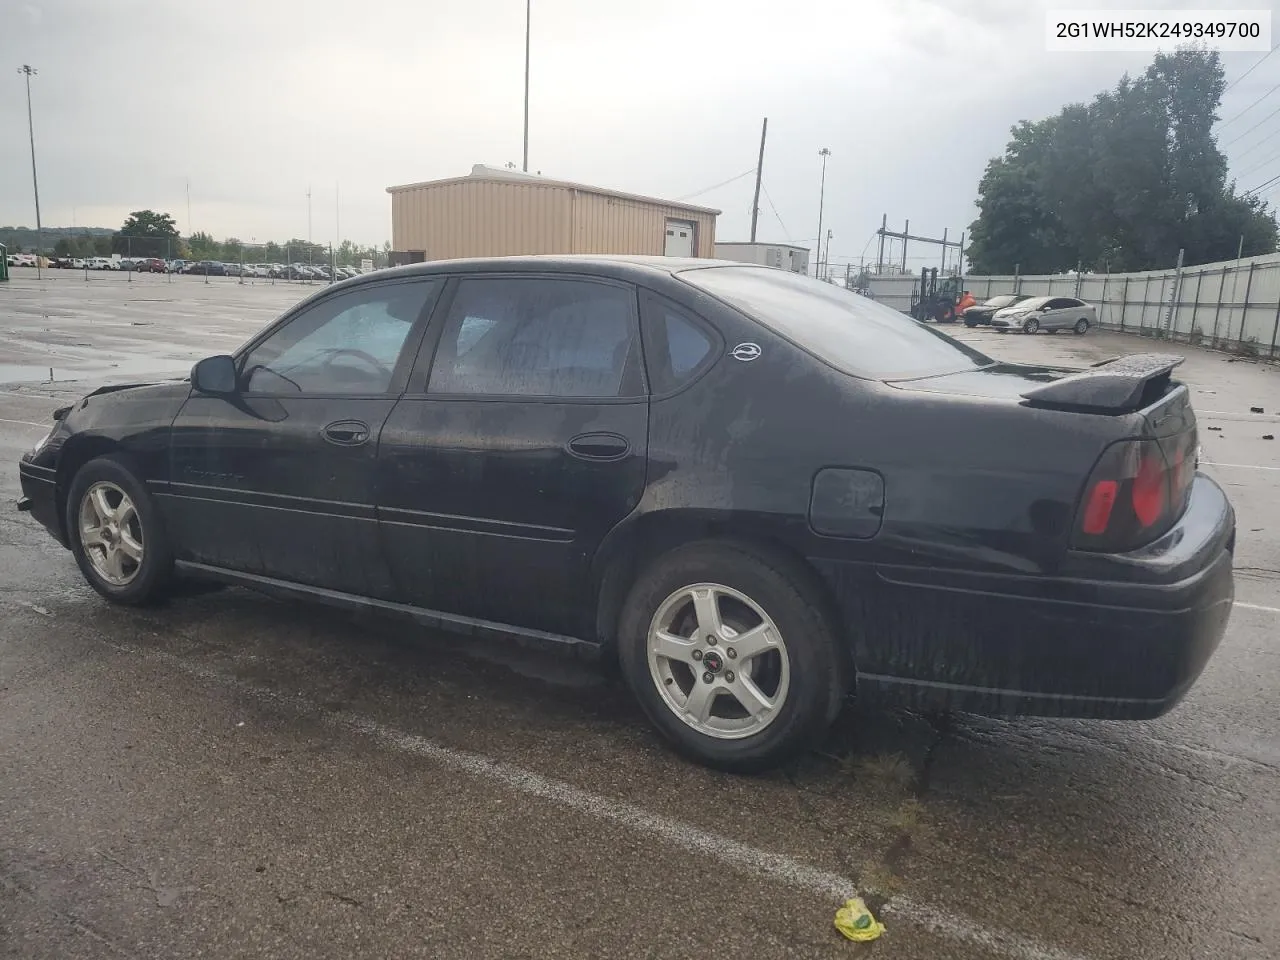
[1020,354,1184,414]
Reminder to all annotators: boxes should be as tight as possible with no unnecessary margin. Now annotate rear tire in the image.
[616,541,845,773]
[1074,318,1090,334]
[67,456,172,605]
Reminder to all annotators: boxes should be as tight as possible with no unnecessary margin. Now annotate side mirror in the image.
[191,355,238,394]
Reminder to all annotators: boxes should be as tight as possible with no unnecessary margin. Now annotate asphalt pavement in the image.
[1,273,1278,959]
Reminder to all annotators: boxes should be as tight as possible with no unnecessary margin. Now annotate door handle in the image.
[322,420,371,445]
[567,432,630,462]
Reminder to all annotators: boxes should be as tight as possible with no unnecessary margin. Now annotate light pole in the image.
[18,65,43,279]
[522,0,531,172]
[815,147,831,279]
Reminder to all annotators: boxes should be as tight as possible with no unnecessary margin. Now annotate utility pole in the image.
[336,182,340,249]
[522,0,531,172]
[186,179,192,235]
[876,213,886,274]
[307,186,313,268]
[18,65,43,279]
[815,147,831,278]
[824,228,833,281]
[749,117,768,242]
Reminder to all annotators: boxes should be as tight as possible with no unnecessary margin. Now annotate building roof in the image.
[716,241,811,253]
[386,164,721,216]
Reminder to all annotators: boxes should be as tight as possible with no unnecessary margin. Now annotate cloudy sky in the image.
[3,0,1278,267]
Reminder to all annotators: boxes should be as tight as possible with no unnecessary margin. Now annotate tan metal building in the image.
[387,165,718,262]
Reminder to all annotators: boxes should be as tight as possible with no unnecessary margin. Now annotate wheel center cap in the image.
[703,651,724,674]
[102,527,115,543]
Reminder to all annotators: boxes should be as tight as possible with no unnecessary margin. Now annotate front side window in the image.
[428,277,641,398]
[242,280,439,394]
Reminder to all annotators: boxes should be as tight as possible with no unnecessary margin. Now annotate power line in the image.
[1235,143,1280,180]
[1219,80,1280,128]
[1232,127,1280,162]
[1224,46,1279,95]
[1222,100,1280,147]
[676,168,755,202]
[1243,170,1280,196]
[759,184,791,240]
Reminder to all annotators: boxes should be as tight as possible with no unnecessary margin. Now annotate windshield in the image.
[984,295,1020,307]
[1008,297,1048,311]
[679,266,992,379]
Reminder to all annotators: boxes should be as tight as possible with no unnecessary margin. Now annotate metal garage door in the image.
[664,220,695,257]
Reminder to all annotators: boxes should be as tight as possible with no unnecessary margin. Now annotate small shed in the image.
[714,242,810,275]
[387,165,718,263]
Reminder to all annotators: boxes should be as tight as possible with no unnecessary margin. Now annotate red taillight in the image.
[1073,428,1196,551]
[1131,452,1166,527]
[1081,480,1118,534]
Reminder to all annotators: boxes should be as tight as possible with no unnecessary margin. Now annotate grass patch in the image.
[855,752,916,790]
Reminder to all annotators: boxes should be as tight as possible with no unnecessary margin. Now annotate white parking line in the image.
[1235,601,1280,615]
[1199,409,1280,421]
[0,417,48,429]
[1201,461,1280,472]
[102,639,1091,960]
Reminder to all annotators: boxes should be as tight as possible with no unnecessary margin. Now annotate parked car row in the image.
[177,261,370,281]
[962,294,1096,335]
[4,254,377,280]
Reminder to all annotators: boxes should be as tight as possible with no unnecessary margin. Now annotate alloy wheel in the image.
[78,481,144,586]
[1023,317,1040,334]
[646,583,791,740]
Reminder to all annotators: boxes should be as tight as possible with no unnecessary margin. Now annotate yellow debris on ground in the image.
[834,897,885,942]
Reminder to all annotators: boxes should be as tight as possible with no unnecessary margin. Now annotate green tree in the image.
[113,209,181,258]
[186,231,219,259]
[967,47,1277,273]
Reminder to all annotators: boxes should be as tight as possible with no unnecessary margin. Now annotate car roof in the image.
[351,254,769,287]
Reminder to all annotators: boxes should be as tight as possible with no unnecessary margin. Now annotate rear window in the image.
[679,266,992,380]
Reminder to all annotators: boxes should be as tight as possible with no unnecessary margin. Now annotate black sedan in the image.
[16,257,1235,771]
[963,293,1033,327]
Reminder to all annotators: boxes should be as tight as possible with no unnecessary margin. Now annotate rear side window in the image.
[428,277,643,398]
[679,266,992,380]
[640,292,716,394]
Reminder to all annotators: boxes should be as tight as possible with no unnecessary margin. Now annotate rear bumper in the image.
[18,458,66,547]
[814,474,1235,719]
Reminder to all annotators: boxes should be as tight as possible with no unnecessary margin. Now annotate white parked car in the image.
[990,296,1096,335]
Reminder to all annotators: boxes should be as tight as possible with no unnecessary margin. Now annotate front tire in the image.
[617,541,845,772]
[67,456,172,605]
[1022,317,1040,334]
